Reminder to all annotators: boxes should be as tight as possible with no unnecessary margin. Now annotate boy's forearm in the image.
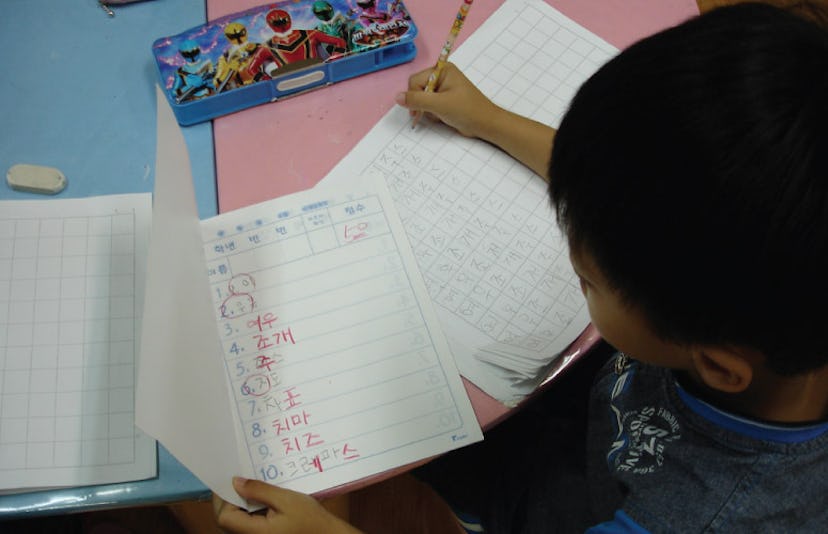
[477,106,556,181]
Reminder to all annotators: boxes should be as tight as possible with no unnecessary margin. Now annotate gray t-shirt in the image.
[586,357,828,533]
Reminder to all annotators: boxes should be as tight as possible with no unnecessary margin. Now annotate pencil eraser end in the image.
[6,164,67,195]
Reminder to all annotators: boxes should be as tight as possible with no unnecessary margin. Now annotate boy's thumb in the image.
[232,476,252,496]
[232,476,269,500]
[396,90,435,113]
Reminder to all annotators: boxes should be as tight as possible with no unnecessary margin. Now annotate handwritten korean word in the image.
[221,293,255,318]
[247,312,279,332]
[247,395,279,417]
[228,273,256,294]
[278,386,302,410]
[281,432,324,454]
[284,454,324,477]
[281,444,360,479]
[272,410,311,436]
[240,373,273,397]
[254,354,281,371]
[221,273,257,318]
[334,443,360,461]
[233,352,282,375]
[254,327,296,349]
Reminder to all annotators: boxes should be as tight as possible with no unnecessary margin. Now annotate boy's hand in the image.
[396,62,505,139]
[397,62,556,180]
[212,477,362,534]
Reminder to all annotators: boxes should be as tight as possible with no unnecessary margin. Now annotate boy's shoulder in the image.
[589,357,828,532]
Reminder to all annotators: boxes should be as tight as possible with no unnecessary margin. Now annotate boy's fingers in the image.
[216,507,270,534]
[396,90,441,114]
[401,63,463,113]
[407,66,435,90]
[218,478,361,534]
[233,476,314,512]
[232,476,277,507]
[213,491,269,534]
[212,492,228,517]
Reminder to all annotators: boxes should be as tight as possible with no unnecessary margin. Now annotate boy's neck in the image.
[679,365,828,424]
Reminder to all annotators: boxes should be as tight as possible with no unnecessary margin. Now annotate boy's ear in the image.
[691,346,754,393]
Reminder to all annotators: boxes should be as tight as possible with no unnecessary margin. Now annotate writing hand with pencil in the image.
[396,62,557,179]
[396,63,497,138]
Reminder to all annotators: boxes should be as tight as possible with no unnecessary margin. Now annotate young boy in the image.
[213,3,828,532]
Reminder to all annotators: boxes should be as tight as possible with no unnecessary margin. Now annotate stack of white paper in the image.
[321,0,616,404]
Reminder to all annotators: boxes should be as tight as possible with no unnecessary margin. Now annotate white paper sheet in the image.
[0,194,156,491]
[320,0,616,404]
[137,87,482,509]
[136,87,247,507]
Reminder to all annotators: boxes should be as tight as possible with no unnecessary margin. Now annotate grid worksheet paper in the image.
[0,194,156,491]
[321,0,618,404]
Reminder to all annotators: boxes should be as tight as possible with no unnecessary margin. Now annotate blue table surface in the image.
[0,0,215,517]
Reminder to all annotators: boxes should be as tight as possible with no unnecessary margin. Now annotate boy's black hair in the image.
[549,2,828,375]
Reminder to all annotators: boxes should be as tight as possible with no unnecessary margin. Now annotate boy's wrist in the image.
[477,105,556,179]
[476,104,514,145]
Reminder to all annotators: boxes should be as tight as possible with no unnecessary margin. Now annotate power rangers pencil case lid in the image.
[152,0,418,125]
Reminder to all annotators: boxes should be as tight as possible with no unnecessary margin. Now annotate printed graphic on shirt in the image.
[607,371,681,475]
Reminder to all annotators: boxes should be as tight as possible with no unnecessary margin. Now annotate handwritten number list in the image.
[202,190,479,488]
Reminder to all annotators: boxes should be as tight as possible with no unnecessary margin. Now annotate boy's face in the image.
[569,247,692,370]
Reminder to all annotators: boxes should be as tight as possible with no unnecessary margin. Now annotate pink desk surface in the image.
[208,0,699,214]
[206,0,697,445]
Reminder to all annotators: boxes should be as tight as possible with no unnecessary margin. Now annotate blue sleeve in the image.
[586,510,650,534]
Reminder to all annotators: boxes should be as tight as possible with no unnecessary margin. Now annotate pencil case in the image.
[152,0,418,125]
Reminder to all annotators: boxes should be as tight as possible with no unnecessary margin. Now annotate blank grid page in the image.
[0,194,155,491]
[322,0,617,403]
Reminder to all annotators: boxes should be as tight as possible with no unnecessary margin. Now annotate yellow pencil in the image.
[411,0,474,128]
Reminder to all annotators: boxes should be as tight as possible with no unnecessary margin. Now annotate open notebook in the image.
[321,0,617,404]
[135,89,482,509]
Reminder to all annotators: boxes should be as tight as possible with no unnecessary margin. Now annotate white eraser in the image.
[6,164,67,195]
